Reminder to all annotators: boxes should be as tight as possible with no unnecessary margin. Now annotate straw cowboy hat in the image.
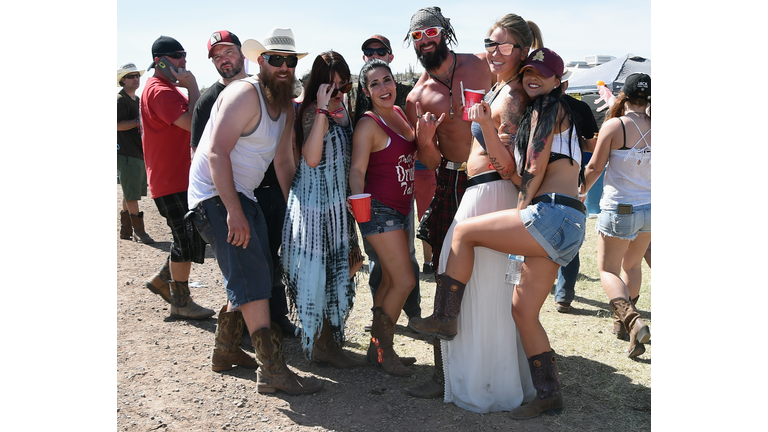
[242,27,309,63]
[117,63,145,87]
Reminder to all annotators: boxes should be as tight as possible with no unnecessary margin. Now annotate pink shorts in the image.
[414,169,437,219]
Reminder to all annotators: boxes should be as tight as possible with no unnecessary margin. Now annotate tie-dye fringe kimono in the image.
[281,113,361,356]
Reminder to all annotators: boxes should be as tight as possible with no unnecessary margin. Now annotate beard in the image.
[216,57,244,80]
[416,37,450,72]
[259,68,295,108]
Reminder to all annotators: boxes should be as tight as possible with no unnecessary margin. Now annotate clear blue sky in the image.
[117,0,651,93]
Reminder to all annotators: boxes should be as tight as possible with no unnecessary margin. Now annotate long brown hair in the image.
[607,92,651,120]
[294,51,350,150]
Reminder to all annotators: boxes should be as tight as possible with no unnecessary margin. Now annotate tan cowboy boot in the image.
[169,280,215,320]
[145,259,172,304]
[613,295,639,339]
[252,325,324,395]
[211,305,259,371]
[129,211,155,244]
[610,297,651,358]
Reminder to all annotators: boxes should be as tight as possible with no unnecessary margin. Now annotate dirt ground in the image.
[116,184,639,432]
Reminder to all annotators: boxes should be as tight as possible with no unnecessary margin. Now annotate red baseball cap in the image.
[207,31,242,58]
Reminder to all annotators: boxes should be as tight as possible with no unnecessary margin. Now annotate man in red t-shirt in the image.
[140,35,214,320]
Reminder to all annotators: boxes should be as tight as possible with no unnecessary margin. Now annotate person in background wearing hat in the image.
[188,27,322,395]
[581,73,651,359]
[415,48,585,420]
[399,6,493,400]
[117,63,154,244]
[348,35,423,333]
[550,69,599,314]
[140,35,215,321]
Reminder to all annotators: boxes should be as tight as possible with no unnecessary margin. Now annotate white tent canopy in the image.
[565,54,651,94]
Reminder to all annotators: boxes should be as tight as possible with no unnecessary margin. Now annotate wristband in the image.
[316,107,344,118]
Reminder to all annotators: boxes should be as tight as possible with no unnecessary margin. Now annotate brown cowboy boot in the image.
[366,308,416,367]
[129,211,155,244]
[312,319,366,368]
[145,260,172,304]
[613,295,640,340]
[408,274,466,340]
[509,350,564,420]
[403,338,444,398]
[251,325,324,395]
[368,307,412,377]
[211,305,259,371]
[610,297,651,358]
[169,280,215,320]
[120,210,133,240]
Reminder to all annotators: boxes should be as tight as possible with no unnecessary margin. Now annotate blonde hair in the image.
[489,14,543,50]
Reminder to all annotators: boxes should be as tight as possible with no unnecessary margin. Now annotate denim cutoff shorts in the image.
[519,195,587,267]
[596,203,651,241]
[192,193,273,308]
[358,198,408,238]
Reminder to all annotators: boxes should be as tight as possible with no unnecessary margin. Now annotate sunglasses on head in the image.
[411,26,443,41]
[363,47,389,57]
[157,51,187,59]
[484,39,521,56]
[262,53,298,68]
[124,73,141,80]
[331,82,353,97]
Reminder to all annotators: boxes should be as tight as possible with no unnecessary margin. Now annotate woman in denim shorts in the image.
[583,73,651,359]
[349,59,418,377]
[409,48,586,419]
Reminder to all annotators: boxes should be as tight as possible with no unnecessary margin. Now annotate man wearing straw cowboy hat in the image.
[117,62,154,244]
[188,27,322,395]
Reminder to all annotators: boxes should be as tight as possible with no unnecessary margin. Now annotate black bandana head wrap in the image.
[404,6,458,47]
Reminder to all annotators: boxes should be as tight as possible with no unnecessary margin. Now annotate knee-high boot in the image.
[407,274,466,340]
[509,350,564,420]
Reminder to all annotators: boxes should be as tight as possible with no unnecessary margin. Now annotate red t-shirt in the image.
[140,76,191,199]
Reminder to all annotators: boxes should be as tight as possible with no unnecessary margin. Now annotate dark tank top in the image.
[471,83,506,150]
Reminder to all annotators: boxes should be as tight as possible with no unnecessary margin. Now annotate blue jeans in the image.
[193,194,273,308]
[554,252,579,304]
[363,203,421,319]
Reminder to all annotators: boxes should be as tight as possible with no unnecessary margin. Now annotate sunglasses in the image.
[124,73,141,80]
[484,39,521,56]
[411,26,443,41]
[331,82,353,97]
[262,53,298,68]
[157,51,187,59]
[363,47,389,57]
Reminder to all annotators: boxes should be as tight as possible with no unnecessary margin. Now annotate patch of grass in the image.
[344,216,651,431]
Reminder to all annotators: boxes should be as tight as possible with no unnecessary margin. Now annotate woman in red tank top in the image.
[350,59,418,377]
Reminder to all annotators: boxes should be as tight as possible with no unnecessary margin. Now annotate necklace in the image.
[426,51,457,119]
[488,74,518,102]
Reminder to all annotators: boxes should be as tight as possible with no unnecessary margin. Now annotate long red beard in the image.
[260,70,295,109]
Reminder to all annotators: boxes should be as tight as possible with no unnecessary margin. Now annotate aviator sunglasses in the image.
[262,53,299,68]
[156,51,187,59]
[411,26,443,41]
[484,38,521,56]
[123,73,141,80]
[363,47,390,57]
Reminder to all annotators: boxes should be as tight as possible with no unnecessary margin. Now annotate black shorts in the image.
[154,191,206,264]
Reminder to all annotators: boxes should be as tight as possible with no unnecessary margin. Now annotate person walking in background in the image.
[349,34,422,332]
[410,13,542,413]
[411,48,585,420]
[117,62,154,244]
[551,69,599,313]
[190,30,297,338]
[582,73,651,358]
[140,35,214,320]
[400,6,493,400]
[282,51,366,369]
[187,27,322,395]
[350,59,418,376]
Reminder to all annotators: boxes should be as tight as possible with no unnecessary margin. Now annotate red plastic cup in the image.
[462,89,486,121]
[349,193,371,223]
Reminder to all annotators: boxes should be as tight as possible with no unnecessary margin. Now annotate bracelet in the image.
[578,193,587,198]
[315,109,330,115]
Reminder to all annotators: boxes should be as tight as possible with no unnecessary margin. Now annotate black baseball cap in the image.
[148,36,184,69]
[622,73,651,100]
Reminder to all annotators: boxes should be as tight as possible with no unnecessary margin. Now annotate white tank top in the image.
[600,116,651,208]
[188,76,287,208]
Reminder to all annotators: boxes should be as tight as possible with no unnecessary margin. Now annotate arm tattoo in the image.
[301,107,317,147]
[490,92,525,178]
